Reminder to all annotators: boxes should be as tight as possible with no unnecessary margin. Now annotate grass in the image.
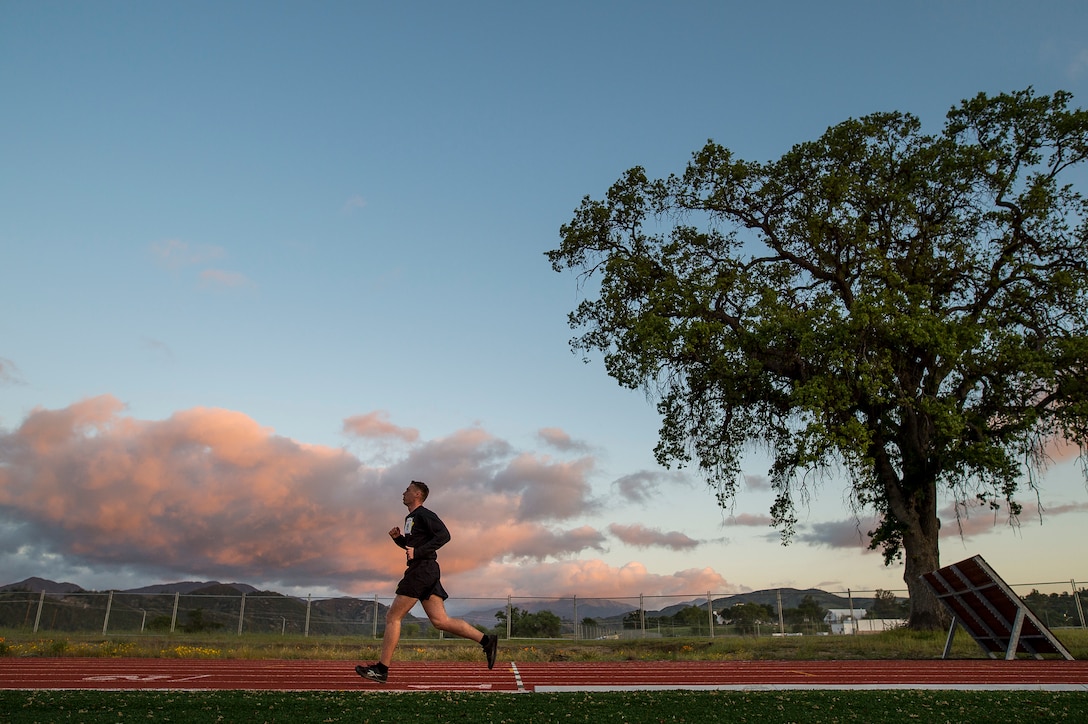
[2,690,1087,723]
[3,626,1087,661]
[2,629,1086,723]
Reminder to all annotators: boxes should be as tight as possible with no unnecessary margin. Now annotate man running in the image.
[356,480,498,683]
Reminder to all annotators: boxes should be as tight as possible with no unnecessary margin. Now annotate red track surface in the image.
[2,658,1087,692]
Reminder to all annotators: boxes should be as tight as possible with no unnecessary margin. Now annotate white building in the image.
[824,608,906,634]
[824,608,865,635]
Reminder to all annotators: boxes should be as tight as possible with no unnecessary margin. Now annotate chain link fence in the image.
[2,577,1085,640]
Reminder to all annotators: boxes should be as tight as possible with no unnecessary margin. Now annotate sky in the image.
[2,1,1088,609]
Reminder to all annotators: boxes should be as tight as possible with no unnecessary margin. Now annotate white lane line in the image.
[534,683,1088,693]
[510,662,525,692]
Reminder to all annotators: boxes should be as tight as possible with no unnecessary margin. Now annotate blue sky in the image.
[2,1,1087,604]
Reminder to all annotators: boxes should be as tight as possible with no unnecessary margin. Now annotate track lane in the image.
[1,658,1086,692]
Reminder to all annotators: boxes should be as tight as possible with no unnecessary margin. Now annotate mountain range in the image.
[1,577,879,623]
[1,576,260,596]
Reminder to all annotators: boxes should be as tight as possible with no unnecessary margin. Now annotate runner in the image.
[356,480,498,683]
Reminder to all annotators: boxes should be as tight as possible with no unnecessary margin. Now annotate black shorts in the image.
[395,559,449,601]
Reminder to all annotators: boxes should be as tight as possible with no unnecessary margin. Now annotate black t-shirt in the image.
[393,505,451,562]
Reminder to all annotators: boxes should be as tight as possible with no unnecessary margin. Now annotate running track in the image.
[2,659,1086,692]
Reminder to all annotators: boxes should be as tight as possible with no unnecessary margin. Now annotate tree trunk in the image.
[902,522,946,630]
[881,460,949,630]
[896,479,948,630]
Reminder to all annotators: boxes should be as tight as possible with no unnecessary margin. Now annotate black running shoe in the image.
[482,635,498,670]
[355,664,387,683]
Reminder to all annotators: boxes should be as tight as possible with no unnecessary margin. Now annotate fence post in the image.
[304,594,311,637]
[102,591,114,635]
[847,589,856,635]
[170,592,179,633]
[32,591,45,633]
[776,589,785,635]
[1073,579,1086,629]
[707,591,715,639]
[573,595,578,639]
[237,593,246,635]
[639,593,645,636]
[372,595,379,638]
[506,595,512,639]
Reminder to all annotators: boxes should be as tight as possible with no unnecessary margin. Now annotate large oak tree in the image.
[547,89,1088,628]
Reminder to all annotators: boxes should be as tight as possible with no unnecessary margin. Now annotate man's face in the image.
[402,484,421,506]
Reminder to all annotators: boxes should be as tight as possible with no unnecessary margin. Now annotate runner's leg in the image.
[421,595,485,643]
[380,594,418,666]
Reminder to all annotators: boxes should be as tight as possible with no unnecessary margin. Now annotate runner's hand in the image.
[405,546,414,561]
[389,526,401,539]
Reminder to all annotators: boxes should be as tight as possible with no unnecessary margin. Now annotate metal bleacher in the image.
[922,554,1074,660]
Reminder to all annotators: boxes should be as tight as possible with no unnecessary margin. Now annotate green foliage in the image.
[146,615,173,631]
[181,609,223,634]
[725,602,775,634]
[7,690,1087,723]
[621,610,645,629]
[867,590,910,619]
[780,595,829,629]
[620,605,717,635]
[1024,588,1088,627]
[494,607,563,637]
[548,88,1088,629]
[672,604,709,627]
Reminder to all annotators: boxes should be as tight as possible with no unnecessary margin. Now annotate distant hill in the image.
[1,578,260,596]
[0,577,85,594]
[456,597,638,626]
[124,581,259,595]
[657,588,870,618]
[461,588,880,624]
[2,577,882,628]
[0,577,405,635]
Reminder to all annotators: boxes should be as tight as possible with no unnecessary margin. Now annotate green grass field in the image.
[3,689,1087,723]
[2,628,1086,723]
[6,625,1086,660]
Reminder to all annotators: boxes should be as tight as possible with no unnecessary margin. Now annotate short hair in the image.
[410,480,430,501]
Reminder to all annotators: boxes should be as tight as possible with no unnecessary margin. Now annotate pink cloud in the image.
[342,411,420,443]
[727,513,774,527]
[613,471,662,503]
[0,397,628,596]
[15,395,127,454]
[490,452,598,521]
[788,497,1088,551]
[940,501,1006,539]
[744,474,771,491]
[1042,501,1088,515]
[537,427,590,453]
[448,559,737,599]
[1043,436,1083,464]
[608,523,700,550]
[499,525,607,560]
[797,519,877,549]
[1,398,372,580]
[938,498,1088,539]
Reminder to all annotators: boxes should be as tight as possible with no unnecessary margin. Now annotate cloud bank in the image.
[0,396,735,598]
[791,498,1088,551]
